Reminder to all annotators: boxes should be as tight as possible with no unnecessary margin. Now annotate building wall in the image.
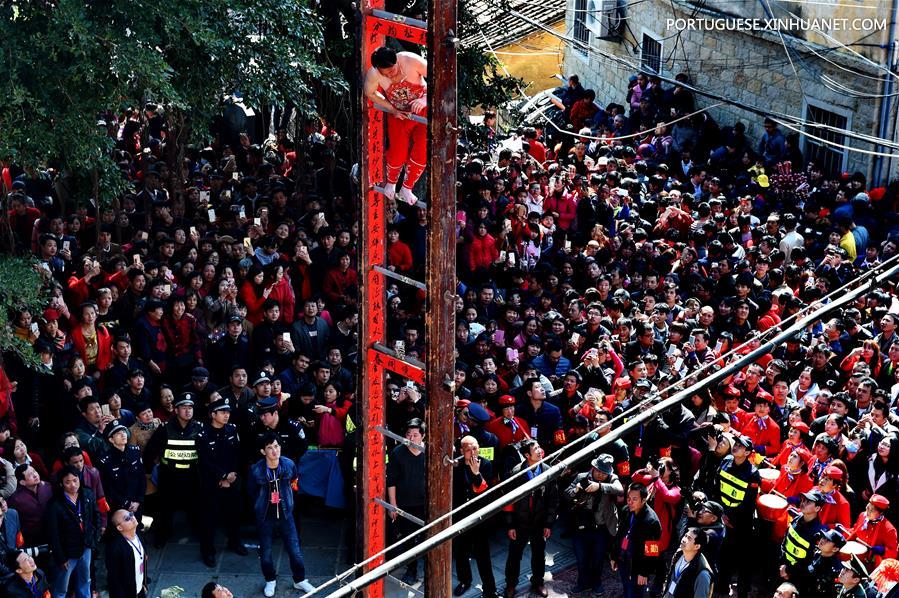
[562,0,893,178]
[493,22,568,95]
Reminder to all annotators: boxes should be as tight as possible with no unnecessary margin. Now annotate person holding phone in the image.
[452,436,496,597]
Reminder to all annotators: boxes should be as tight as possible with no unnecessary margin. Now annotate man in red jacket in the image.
[847,494,899,567]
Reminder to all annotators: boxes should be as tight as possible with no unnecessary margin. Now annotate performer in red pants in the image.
[364,46,427,205]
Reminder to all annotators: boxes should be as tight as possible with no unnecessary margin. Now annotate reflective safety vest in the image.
[162,437,198,470]
[783,522,811,565]
[719,467,749,508]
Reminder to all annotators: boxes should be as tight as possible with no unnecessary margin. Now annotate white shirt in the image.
[126,535,145,591]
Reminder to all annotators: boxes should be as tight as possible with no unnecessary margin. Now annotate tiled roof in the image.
[462,0,566,49]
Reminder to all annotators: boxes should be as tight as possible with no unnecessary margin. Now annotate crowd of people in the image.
[437,70,899,598]
[1,39,899,598]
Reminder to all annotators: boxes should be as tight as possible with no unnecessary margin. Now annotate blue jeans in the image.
[572,527,610,592]
[52,547,91,598]
[258,513,306,582]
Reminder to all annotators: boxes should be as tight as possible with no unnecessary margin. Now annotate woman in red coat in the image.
[264,262,296,324]
[238,265,270,325]
[467,222,498,274]
[70,301,113,378]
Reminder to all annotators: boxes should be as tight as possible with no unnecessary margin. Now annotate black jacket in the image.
[452,457,493,520]
[106,531,148,598]
[5,569,50,598]
[503,463,559,531]
[662,550,713,598]
[614,504,663,578]
[97,445,146,512]
[45,488,101,565]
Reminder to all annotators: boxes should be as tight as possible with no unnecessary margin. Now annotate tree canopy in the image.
[0,0,345,202]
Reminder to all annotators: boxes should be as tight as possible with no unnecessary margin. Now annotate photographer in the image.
[565,453,624,594]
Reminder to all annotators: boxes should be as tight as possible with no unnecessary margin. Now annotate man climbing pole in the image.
[364,46,427,205]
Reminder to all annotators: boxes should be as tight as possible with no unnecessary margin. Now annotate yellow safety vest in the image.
[162,438,198,469]
[783,523,811,565]
[719,467,749,508]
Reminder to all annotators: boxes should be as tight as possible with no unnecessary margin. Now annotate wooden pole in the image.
[424,0,458,595]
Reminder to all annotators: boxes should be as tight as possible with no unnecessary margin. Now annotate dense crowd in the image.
[1,50,899,598]
[437,71,899,598]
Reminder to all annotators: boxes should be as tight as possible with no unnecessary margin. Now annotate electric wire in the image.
[306,247,899,597]
[491,3,899,152]
[309,252,899,597]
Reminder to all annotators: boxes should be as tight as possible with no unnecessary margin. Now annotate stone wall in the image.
[562,0,894,178]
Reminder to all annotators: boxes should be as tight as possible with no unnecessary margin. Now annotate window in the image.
[573,0,590,54]
[641,32,662,74]
[804,103,849,175]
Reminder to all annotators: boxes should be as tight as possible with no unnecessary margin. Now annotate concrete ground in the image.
[102,500,772,597]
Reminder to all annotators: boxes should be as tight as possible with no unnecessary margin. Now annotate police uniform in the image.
[250,396,308,463]
[144,392,203,546]
[714,436,761,598]
[800,529,844,598]
[196,398,247,565]
[781,490,827,581]
[97,420,146,515]
[837,554,869,598]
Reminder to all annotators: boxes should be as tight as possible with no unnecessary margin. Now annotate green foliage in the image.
[457,0,525,114]
[0,256,49,371]
[0,0,345,200]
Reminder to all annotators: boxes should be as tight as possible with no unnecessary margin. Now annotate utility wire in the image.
[305,245,899,597]
[492,3,899,152]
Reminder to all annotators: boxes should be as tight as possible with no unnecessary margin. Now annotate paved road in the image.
[119,501,773,597]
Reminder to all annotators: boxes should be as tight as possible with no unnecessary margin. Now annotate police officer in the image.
[97,420,145,519]
[800,528,844,598]
[713,434,760,598]
[251,393,308,464]
[780,489,826,585]
[837,554,868,598]
[196,398,248,567]
[565,453,624,595]
[144,392,203,548]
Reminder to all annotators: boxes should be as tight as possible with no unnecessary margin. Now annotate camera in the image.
[23,545,50,558]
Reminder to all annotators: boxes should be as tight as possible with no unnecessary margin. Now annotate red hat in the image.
[42,308,60,321]
[871,494,891,511]
[613,378,632,389]
[454,399,471,409]
[823,465,844,482]
[498,395,516,406]
[791,422,810,435]
[723,385,741,399]
[751,393,772,405]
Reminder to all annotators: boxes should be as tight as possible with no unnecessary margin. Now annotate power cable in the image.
[305,246,899,597]
[315,256,899,597]
[489,3,899,152]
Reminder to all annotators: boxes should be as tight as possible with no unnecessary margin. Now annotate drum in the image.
[757,493,788,522]
[839,541,868,562]
[759,468,780,494]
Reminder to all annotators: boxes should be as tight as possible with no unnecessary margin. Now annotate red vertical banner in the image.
[360,2,386,597]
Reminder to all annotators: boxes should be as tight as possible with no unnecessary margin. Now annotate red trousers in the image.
[386,113,426,189]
